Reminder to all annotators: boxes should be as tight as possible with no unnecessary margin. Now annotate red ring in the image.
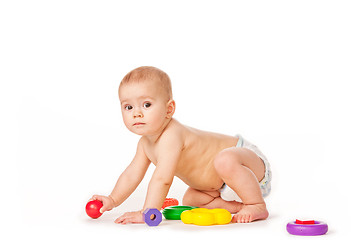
[162,198,179,210]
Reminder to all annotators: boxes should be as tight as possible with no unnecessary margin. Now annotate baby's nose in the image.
[133,109,143,118]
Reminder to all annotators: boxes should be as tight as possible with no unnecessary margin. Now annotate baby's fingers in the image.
[100,204,111,213]
[114,212,126,224]
[89,195,102,202]
[114,216,124,224]
[115,211,144,224]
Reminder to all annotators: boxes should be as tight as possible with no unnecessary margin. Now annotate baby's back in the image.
[175,122,238,191]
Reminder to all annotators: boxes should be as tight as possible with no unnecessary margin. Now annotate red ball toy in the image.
[86,200,103,219]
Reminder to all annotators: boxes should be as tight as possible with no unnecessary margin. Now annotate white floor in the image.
[7,140,358,239]
[6,183,358,239]
[2,1,359,239]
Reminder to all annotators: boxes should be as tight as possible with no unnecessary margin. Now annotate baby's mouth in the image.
[133,122,145,126]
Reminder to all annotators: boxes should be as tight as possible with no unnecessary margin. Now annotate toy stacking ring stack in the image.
[286,219,328,236]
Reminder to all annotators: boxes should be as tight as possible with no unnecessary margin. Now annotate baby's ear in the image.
[166,100,176,118]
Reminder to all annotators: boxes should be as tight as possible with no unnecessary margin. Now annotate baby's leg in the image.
[213,147,269,223]
[182,187,242,214]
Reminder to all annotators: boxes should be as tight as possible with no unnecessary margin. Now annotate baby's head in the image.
[119,66,173,101]
[118,66,175,136]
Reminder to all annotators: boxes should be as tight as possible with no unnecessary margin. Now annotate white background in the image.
[1,0,359,239]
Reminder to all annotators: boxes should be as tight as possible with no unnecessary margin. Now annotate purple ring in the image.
[286,221,328,236]
[143,208,162,227]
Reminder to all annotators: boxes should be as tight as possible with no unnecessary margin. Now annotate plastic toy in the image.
[162,206,197,220]
[85,200,103,219]
[143,208,162,226]
[161,198,179,210]
[181,208,232,226]
[286,219,328,236]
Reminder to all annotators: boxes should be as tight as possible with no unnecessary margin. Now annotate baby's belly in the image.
[177,171,224,191]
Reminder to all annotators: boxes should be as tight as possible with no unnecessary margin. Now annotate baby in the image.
[90,66,272,224]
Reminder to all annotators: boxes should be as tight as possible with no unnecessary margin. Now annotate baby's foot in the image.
[232,203,269,223]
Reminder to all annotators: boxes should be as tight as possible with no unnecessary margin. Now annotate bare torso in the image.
[143,119,238,191]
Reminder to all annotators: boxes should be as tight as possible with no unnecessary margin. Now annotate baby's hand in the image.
[89,195,116,213]
[114,211,144,224]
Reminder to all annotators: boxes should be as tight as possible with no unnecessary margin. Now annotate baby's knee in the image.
[182,187,197,206]
[213,149,240,175]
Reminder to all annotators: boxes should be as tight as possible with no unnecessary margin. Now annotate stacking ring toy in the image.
[162,206,197,220]
[286,219,328,236]
[143,208,162,226]
[181,208,232,226]
[161,198,179,210]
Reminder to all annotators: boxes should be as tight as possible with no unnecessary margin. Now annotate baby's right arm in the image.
[89,195,116,213]
[90,138,151,212]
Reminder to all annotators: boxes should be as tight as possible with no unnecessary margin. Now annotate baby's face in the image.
[119,81,171,136]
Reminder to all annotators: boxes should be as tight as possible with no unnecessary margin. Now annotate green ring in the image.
[162,206,198,220]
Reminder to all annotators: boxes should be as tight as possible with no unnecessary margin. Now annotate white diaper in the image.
[219,134,272,202]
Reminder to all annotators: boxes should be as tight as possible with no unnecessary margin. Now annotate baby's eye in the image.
[125,105,133,111]
[143,102,151,108]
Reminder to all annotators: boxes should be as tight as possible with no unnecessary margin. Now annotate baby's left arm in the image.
[142,131,183,211]
[114,129,183,224]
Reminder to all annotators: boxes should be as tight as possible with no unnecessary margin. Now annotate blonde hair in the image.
[119,66,173,100]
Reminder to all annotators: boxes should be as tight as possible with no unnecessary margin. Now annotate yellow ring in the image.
[180,208,232,226]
